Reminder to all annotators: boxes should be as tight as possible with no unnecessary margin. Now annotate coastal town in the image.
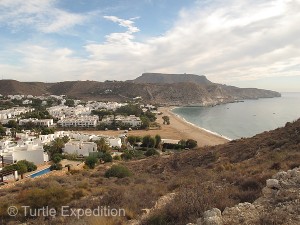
[0,94,222,187]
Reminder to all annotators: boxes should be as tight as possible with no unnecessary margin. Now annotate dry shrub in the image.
[259,211,288,225]
[145,182,237,225]
[17,185,72,209]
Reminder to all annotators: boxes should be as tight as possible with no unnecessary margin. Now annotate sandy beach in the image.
[83,107,228,147]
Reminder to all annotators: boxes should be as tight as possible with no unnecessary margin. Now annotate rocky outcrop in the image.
[191,167,300,225]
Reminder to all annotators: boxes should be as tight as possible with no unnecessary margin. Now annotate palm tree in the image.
[95,138,110,153]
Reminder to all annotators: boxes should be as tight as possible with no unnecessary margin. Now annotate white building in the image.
[63,141,97,157]
[22,100,33,105]
[102,115,142,127]
[57,116,98,128]
[107,137,122,148]
[0,141,48,165]
[0,107,33,121]
[19,118,54,127]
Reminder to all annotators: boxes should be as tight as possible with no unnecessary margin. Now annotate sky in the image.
[0,0,299,92]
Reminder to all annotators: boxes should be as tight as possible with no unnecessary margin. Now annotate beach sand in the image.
[82,107,229,147]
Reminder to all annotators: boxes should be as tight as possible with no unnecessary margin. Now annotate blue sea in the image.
[172,92,300,140]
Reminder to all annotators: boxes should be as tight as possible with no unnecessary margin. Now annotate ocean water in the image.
[172,92,300,140]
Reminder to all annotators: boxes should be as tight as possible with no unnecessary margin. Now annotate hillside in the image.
[0,74,281,106]
[132,73,213,85]
[0,80,50,96]
[0,118,299,224]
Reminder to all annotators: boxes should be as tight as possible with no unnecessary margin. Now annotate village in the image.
[0,94,193,187]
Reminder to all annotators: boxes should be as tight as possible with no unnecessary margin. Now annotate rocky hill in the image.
[0,74,281,106]
[132,73,213,85]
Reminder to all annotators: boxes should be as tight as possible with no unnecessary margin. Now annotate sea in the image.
[172,92,300,140]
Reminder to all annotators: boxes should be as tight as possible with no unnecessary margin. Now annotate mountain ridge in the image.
[0,74,281,106]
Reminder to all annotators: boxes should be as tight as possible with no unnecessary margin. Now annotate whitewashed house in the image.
[107,137,122,148]
[57,116,98,128]
[63,141,97,157]
[19,118,54,127]
[102,115,141,127]
[0,141,48,165]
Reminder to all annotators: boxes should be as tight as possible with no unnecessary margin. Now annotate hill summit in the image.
[133,73,212,85]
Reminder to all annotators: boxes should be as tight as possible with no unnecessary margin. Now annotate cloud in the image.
[80,0,300,84]
[1,0,300,90]
[0,0,87,33]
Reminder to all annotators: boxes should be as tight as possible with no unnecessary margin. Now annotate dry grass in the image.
[0,119,299,224]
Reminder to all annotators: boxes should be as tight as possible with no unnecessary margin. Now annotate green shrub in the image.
[145,148,159,157]
[104,165,132,178]
[186,139,197,149]
[85,155,98,169]
[100,152,113,163]
[121,151,133,160]
[145,214,168,225]
[52,153,63,163]
[17,160,37,172]
[113,155,121,160]
[50,163,62,171]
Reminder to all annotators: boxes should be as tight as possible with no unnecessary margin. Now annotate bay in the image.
[172,92,300,140]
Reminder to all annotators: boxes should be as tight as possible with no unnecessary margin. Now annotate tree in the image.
[23,121,36,130]
[186,139,197,149]
[91,110,112,120]
[85,155,98,169]
[0,125,6,136]
[6,120,18,128]
[95,138,110,153]
[142,135,156,148]
[115,104,142,117]
[17,160,37,172]
[144,111,157,122]
[3,160,37,179]
[62,135,70,143]
[41,127,55,135]
[162,116,170,125]
[127,136,136,145]
[65,99,75,107]
[140,116,150,129]
[154,134,162,148]
[52,154,63,163]
[46,138,66,159]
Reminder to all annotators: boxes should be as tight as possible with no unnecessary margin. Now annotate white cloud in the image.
[1,0,300,90]
[0,0,87,33]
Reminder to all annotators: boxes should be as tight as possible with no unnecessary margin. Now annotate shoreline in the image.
[159,107,229,146]
[169,107,232,141]
[78,107,230,147]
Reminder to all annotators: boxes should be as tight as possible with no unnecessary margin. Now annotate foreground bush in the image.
[50,163,62,171]
[104,165,132,178]
[85,155,98,169]
[100,152,113,163]
[145,148,159,157]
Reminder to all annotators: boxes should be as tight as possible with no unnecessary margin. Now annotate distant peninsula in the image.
[0,73,281,106]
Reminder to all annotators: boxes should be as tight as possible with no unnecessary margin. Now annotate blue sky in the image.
[0,0,299,92]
